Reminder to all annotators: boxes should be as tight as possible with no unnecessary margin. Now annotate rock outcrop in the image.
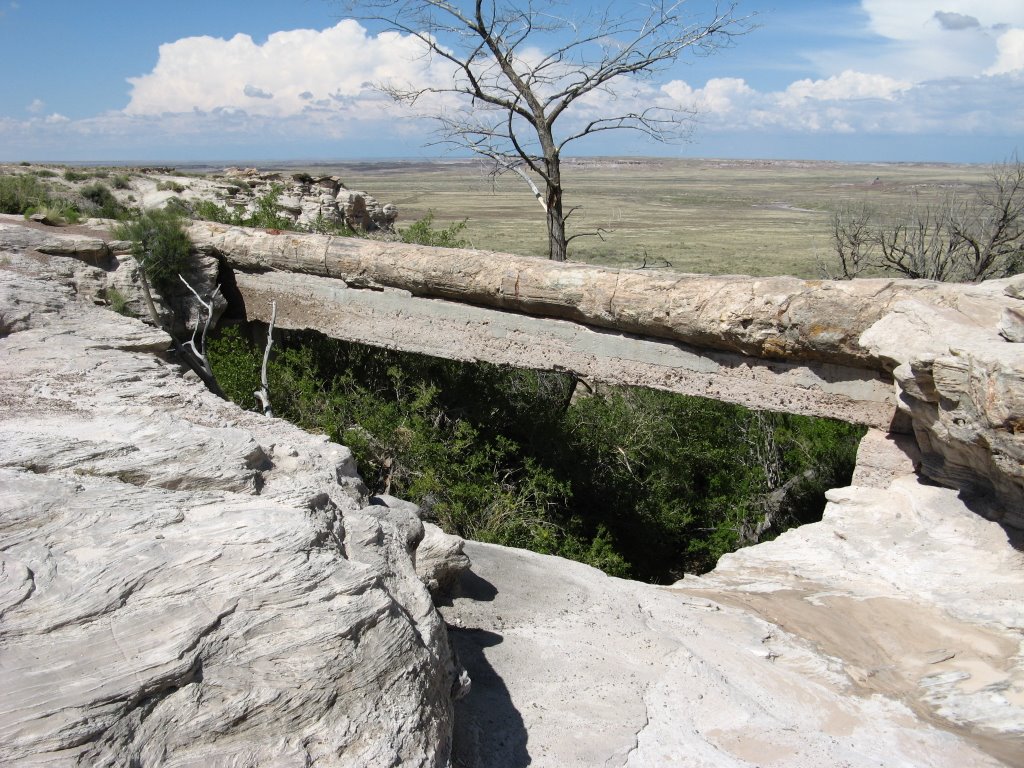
[187,220,1024,530]
[0,220,466,765]
[220,167,398,232]
[443,432,1024,767]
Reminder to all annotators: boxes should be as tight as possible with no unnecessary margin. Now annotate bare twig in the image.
[254,300,277,417]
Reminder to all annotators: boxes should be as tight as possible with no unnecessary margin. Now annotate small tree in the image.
[828,159,1024,282]
[346,0,745,261]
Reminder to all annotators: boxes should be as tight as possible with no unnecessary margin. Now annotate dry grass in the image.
[205,157,997,278]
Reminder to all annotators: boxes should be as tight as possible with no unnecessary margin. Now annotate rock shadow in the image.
[448,625,530,768]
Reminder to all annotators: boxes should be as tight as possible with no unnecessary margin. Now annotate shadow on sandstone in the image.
[444,570,530,768]
[448,626,530,768]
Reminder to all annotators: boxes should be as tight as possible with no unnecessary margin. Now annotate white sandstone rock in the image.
[0,234,463,765]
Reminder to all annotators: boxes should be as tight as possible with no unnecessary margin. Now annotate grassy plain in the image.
[266,157,992,278]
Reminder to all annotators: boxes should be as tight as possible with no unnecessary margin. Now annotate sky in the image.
[0,0,1021,163]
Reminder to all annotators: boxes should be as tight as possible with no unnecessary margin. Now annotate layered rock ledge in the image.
[0,222,466,765]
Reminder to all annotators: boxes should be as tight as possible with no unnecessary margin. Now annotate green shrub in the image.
[192,199,244,225]
[208,328,864,582]
[306,210,356,236]
[80,182,125,218]
[156,180,187,194]
[400,211,469,248]
[246,184,293,229]
[112,208,192,289]
[104,287,133,316]
[0,174,50,215]
[0,174,84,223]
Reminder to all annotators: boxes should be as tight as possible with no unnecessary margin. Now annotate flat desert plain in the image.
[254,157,993,278]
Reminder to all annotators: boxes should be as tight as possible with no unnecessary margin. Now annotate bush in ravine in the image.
[113,208,192,290]
[209,327,863,582]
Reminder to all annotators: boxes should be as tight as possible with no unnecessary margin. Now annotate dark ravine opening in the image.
[208,321,865,583]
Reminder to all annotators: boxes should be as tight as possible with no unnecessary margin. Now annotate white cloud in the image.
[783,71,909,102]
[861,0,1024,41]
[651,69,1023,137]
[2,17,1021,161]
[123,20,453,121]
[803,2,1024,84]
[986,28,1024,74]
[933,12,980,31]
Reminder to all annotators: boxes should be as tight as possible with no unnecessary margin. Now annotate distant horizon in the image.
[7,153,1002,169]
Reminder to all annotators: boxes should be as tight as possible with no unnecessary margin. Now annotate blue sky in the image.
[1,0,1021,163]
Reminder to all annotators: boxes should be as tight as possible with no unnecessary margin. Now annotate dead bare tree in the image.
[829,159,1024,283]
[346,0,746,261]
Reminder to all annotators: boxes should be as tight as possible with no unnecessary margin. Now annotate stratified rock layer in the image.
[0,225,461,765]
[443,433,1024,767]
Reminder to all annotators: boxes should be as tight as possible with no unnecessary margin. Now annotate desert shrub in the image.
[0,174,50,214]
[113,208,192,289]
[80,182,125,218]
[163,197,192,217]
[208,328,863,581]
[828,159,1024,282]
[192,199,244,225]
[306,210,357,236]
[400,211,469,248]
[156,180,187,194]
[103,287,132,316]
[0,174,82,223]
[245,184,293,230]
[193,184,293,230]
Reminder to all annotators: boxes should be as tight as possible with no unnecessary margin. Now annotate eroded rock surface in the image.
[443,432,1024,767]
[0,230,463,764]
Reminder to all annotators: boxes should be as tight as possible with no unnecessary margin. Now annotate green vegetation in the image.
[156,180,187,194]
[209,328,863,581]
[112,208,192,289]
[401,211,469,248]
[103,286,133,316]
[191,184,294,230]
[80,182,125,219]
[0,173,80,223]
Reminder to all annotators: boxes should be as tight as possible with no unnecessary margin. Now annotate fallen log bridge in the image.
[188,222,1024,528]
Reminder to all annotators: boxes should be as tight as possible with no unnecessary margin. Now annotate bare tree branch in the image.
[254,300,277,417]
[344,0,749,261]
[828,159,1024,283]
